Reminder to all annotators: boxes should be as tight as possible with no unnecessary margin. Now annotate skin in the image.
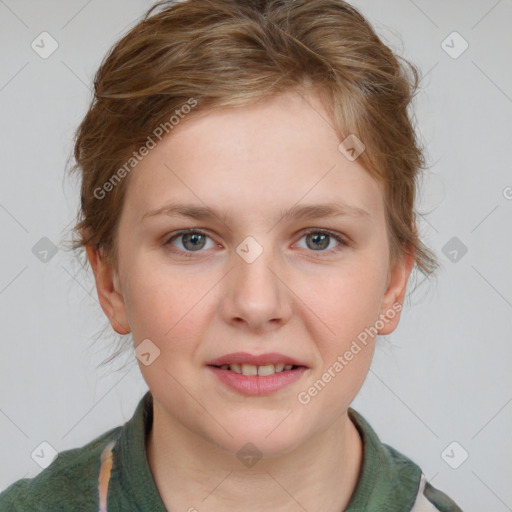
[87,90,414,511]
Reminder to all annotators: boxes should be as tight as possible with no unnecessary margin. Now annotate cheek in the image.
[302,256,388,387]
[120,258,203,343]
[296,273,385,412]
[308,262,388,342]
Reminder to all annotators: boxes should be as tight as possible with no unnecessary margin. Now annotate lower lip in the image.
[207,366,308,396]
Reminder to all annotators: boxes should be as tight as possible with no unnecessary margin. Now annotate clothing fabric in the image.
[0,391,462,511]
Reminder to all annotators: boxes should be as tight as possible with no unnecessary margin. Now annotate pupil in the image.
[184,233,205,251]
[181,233,329,252]
[308,233,328,250]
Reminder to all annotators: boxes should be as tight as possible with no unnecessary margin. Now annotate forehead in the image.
[122,91,385,224]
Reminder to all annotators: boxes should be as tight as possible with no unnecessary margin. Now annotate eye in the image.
[164,228,348,258]
[295,229,347,254]
[165,229,216,256]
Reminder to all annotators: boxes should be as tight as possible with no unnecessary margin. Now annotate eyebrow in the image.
[142,201,370,224]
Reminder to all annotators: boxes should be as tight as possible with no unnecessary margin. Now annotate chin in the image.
[205,412,310,460]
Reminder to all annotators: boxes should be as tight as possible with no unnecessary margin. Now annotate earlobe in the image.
[377,250,415,336]
[85,245,131,335]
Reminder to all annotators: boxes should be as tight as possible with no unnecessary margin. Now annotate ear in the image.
[85,245,131,335]
[377,248,415,335]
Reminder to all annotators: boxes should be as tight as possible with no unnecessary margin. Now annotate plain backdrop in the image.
[1,1,511,510]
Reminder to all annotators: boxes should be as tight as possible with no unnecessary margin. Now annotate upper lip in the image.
[207,352,308,367]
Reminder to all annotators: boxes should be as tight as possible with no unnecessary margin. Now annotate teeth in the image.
[241,364,258,376]
[218,363,296,375]
[230,363,242,374]
[257,364,275,376]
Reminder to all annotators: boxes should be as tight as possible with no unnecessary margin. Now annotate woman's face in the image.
[92,91,413,456]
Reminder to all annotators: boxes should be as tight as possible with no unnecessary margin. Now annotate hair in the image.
[70,0,438,366]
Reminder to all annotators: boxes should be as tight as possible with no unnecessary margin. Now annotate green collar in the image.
[346,408,421,511]
[107,391,421,511]
[108,391,165,511]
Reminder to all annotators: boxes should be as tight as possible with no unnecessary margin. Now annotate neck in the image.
[146,403,363,512]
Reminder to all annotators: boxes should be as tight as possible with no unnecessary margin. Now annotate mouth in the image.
[206,352,309,396]
[208,363,303,376]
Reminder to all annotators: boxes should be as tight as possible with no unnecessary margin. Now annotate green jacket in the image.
[0,391,462,511]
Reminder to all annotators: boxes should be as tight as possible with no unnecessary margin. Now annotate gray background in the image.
[1,1,511,510]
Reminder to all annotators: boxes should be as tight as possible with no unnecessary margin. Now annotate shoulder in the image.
[409,473,463,512]
[347,408,462,512]
[0,426,122,512]
[383,445,463,512]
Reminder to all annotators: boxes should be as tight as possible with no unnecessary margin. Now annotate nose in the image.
[221,239,293,334]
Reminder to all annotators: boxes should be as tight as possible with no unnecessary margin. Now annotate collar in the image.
[108,391,166,511]
[346,407,421,511]
[107,391,421,511]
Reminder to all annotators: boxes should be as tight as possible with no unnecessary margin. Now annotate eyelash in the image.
[163,228,349,258]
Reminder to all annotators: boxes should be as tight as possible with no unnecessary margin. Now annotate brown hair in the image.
[72,0,438,276]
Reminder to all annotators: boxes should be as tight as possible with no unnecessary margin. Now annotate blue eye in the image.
[164,228,348,258]
[297,229,347,253]
[165,229,215,256]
